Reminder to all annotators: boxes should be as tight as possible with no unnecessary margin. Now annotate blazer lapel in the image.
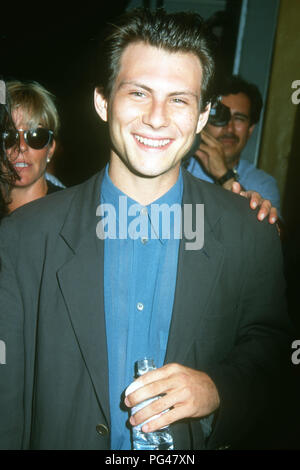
[165,170,225,364]
[56,171,110,424]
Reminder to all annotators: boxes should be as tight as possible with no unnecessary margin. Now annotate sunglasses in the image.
[2,128,54,150]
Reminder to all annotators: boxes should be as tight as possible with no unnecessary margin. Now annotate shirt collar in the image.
[101,163,183,206]
[101,164,183,243]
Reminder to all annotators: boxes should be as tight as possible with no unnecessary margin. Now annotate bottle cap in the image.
[135,358,155,376]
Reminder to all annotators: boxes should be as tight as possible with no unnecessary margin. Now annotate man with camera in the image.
[186,75,281,216]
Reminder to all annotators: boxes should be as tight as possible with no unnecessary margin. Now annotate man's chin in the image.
[129,165,173,179]
[124,156,180,179]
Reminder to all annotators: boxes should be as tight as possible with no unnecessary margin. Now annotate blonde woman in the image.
[2,80,63,213]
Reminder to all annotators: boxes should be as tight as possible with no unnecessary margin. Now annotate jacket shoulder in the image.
[0,172,102,237]
[182,168,279,243]
[183,168,251,215]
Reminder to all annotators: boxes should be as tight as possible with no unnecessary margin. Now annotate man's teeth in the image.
[135,135,170,147]
[15,163,28,168]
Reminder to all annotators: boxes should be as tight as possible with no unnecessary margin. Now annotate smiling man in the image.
[94,42,209,204]
[0,9,289,451]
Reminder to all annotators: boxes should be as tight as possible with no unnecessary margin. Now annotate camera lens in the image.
[208,101,231,127]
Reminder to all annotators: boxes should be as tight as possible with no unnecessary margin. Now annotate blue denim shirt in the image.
[101,164,183,450]
[186,156,281,215]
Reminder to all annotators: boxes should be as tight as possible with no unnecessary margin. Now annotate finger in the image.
[130,390,176,427]
[126,377,171,410]
[201,129,218,145]
[238,190,258,205]
[141,404,188,433]
[257,199,272,221]
[231,181,242,194]
[195,146,209,157]
[199,138,221,154]
[250,192,262,209]
[125,364,179,408]
[268,207,278,224]
[137,363,179,387]
[194,149,209,165]
[134,386,195,432]
[240,190,262,210]
[199,130,210,142]
[198,142,213,154]
[140,380,210,433]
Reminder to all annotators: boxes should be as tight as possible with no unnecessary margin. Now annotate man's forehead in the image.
[117,42,202,75]
[115,42,203,97]
[221,92,251,115]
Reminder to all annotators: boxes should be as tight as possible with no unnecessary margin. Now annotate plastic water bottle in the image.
[128,358,174,450]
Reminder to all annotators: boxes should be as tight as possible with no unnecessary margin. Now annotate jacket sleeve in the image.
[0,219,25,449]
[204,213,291,450]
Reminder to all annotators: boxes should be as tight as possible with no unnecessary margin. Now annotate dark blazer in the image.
[0,168,289,450]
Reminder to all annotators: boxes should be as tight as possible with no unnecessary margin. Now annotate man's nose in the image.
[142,100,169,129]
[224,116,235,133]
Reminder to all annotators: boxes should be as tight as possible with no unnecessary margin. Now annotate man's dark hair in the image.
[218,74,263,125]
[95,8,216,111]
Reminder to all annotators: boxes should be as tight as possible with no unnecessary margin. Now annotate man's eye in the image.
[131,91,146,98]
[233,115,248,122]
[172,98,187,104]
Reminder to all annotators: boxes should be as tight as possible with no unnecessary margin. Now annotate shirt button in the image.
[140,207,148,216]
[96,424,109,436]
[137,302,144,311]
[141,237,148,244]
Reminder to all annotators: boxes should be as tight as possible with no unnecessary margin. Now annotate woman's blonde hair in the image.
[6,80,60,137]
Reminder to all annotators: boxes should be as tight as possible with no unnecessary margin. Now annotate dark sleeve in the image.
[0,221,25,449]
[205,216,291,450]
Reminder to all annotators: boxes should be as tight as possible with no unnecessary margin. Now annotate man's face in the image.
[95,42,210,179]
[206,92,255,166]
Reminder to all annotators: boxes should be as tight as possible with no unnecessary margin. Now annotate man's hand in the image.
[124,363,220,433]
[195,131,237,190]
[194,130,279,227]
[195,130,228,179]
[231,182,278,224]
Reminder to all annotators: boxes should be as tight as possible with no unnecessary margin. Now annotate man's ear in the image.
[196,103,211,134]
[94,87,108,122]
[247,123,255,139]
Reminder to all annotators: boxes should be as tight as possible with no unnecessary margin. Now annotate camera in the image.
[183,97,232,165]
[208,97,231,127]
